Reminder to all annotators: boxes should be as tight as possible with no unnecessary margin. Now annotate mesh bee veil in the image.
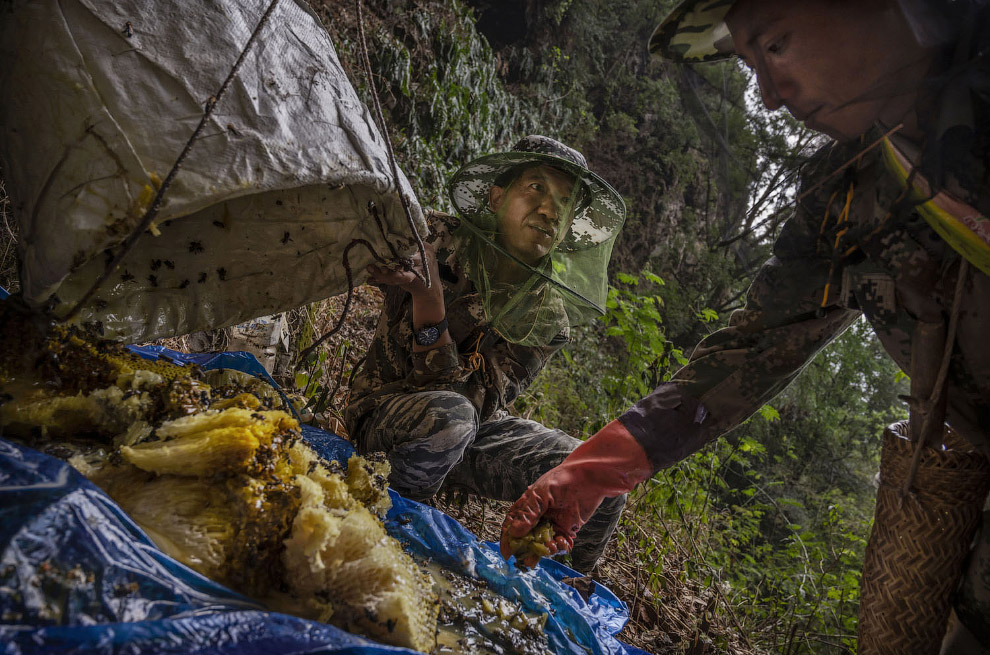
[448,136,625,346]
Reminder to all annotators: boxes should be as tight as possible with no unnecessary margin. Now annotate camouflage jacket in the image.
[621,65,990,469]
[343,211,568,433]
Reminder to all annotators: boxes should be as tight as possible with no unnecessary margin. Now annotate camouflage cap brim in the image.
[649,0,737,63]
[448,150,625,253]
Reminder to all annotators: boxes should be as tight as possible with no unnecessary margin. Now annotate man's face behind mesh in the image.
[488,165,578,266]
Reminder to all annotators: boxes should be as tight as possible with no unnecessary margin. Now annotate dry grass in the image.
[280,284,384,431]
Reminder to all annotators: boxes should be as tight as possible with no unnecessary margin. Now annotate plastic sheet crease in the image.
[0,346,648,655]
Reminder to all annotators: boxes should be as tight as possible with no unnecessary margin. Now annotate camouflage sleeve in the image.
[620,150,862,471]
[344,213,469,428]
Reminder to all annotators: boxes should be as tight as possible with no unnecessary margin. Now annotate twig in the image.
[60,0,283,322]
[313,343,349,415]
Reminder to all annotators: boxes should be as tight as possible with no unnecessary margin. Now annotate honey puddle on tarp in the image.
[421,559,552,655]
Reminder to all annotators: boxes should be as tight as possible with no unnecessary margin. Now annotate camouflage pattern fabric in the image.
[644,2,990,642]
[353,391,625,572]
[649,0,736,63]
[344,211,567,428]
[620,133,990,468]
[344,211,624,570]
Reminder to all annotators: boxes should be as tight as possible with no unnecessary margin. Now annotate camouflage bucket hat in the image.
[649,0,737,63]
[448,135,625,252]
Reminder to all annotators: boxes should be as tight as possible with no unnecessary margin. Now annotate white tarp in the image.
[0,0,426,341]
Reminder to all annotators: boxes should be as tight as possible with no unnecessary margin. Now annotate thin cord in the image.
[296,239,391,364]
[356,0,431,289]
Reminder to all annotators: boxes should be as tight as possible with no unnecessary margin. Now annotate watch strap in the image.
[413,317,448,346]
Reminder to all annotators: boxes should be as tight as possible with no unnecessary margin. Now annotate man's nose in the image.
[537,194,559,220]
[757,71,784,111]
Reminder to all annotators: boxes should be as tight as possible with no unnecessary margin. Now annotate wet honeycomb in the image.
[0,307,438,652]
[0,305,552,654]
[506,522,556,564]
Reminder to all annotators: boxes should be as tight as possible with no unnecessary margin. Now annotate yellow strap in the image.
[820,183,856,312]
[882,137,990,276]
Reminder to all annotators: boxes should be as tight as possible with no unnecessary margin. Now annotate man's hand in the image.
[500,420,654,568]
[366,244,440,301]
[499,469,589,568]
[367,245,450,351]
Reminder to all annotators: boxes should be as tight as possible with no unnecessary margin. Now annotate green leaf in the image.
[643,271,665,286]
[696,308,720,323]
[757,404,780,422]
[615,272,639,285]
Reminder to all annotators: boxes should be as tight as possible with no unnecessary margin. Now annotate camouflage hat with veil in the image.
[448,135,625,346]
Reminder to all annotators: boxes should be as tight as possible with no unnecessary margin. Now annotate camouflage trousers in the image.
[351,390,626,573]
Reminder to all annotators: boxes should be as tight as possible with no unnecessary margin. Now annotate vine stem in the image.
[356,0,430,289]
[296,239,390,365]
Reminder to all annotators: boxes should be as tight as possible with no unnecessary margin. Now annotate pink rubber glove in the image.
[500,420,654,568]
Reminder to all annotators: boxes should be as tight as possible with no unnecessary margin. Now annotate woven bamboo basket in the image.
[858,420,990,654]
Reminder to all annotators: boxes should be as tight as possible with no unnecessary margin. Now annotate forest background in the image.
[0,1,909,653]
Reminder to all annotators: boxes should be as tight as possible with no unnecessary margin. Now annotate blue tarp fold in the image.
[0,345,646,655]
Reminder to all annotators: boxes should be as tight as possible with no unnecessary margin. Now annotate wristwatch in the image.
[413,317,448,346]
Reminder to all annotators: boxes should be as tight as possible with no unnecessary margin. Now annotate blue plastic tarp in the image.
[0,345,648,655]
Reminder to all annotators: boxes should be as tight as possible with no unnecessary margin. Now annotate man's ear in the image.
[488,185,505,212]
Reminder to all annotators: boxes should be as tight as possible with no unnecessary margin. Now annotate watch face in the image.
[417,326,440,346]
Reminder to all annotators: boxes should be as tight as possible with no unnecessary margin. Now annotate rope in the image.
[817,182,855,315]
[900,258,969,500]
[295,1,438,378]
[59,0,284,323]
[356,0,431,290]
[813,131,925,318]
[296,238,391,365]
[815,190,840,254]
[464,331,486,373]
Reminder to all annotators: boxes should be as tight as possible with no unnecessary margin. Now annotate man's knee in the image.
[360,391,479,500]
[359,391,478,451]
